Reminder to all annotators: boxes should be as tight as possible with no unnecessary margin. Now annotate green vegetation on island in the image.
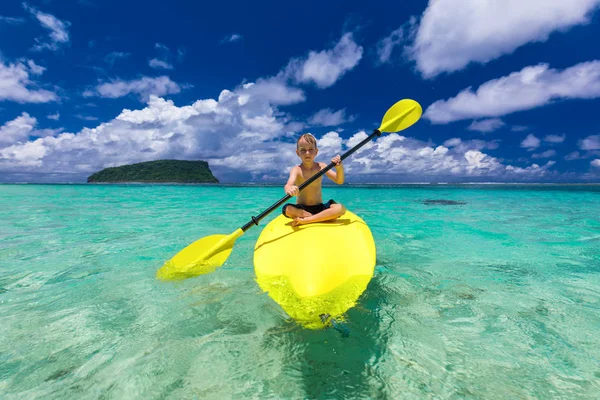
[87,160,219,183]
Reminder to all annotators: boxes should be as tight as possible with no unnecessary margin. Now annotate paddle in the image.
[156,99,422,280]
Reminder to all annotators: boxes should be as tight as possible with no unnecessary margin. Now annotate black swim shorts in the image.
[282,199,337,217]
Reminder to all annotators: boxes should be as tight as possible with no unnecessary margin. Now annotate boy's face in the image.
[296,138,318,163]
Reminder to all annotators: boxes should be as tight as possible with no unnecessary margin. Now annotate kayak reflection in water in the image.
[282,133,347,226]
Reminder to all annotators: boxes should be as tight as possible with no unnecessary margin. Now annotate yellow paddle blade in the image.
[378,99,422,133]
[156,228,244,280]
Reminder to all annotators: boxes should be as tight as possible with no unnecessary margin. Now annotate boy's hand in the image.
[332,155,342,167]
[285,185,299,196]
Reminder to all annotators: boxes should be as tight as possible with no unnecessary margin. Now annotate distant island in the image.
[87,160,219,183]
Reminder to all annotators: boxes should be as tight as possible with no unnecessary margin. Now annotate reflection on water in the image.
[262,277,392,399]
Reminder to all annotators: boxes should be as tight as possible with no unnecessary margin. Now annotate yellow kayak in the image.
[253,210,376,329]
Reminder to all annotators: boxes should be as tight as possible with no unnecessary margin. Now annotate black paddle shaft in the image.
[241,129,382,232]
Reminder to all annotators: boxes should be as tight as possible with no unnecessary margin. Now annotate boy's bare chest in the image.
[296,166,322,185]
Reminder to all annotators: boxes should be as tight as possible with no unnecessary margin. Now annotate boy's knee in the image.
[333,203,346,217]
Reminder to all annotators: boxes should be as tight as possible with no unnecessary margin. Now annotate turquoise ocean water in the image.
[1,184,599,399]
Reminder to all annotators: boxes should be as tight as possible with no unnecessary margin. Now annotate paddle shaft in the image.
[241,129,382,232]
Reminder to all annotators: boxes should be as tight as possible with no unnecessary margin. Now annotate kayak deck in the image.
[254,210,376,329]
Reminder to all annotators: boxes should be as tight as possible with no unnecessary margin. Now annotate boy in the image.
[283,133,346,226]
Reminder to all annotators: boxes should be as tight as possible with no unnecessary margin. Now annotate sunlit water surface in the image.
[1,184,599,399]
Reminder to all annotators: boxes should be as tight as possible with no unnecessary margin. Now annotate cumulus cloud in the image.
[83,76,184,101]
[149,43,176,69]
[521,134,541,150]
[0,88,305,181]
[316,131,344,155]
[26,60,45,75]
[532,149,557,159]
[284,33,363,88]
[592,159,600,167]
[149,58,173,70]
[24,3,70,51]
[0,112,60,147]
[467,118,505,133]
[0,59,58,103]
[579,135,600,150]
[221,34,242,43]
[239,78,305,106]
[443,138,462,147]
[544,134,566,143]
[308,108,355,127]
[425,61,600,123]
[47,112,60,120]
[0,28,561,183]
[403,0,600,78]
[565,151,582,161]
[335,132,554,181]
[506,161,556,175]
[0,89,556,183]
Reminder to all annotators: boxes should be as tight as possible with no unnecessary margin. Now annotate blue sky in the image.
[1,0,600,183]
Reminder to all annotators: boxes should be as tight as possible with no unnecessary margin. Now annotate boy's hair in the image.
[297,133,317,149]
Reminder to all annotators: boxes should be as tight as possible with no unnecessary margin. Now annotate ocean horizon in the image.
[3,182,600,187]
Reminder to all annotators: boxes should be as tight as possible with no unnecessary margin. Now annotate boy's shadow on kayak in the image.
[262,277,392,399]
[254,218,364,251]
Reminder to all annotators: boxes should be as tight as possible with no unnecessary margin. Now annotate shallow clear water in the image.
[1,184,599,399]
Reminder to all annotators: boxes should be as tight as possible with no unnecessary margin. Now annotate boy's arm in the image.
[323,156,344,184]
[284,166,300,196]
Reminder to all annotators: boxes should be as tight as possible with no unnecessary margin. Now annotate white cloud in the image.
[467,118,505,133]
[0,112,60,147]
[75,115,99,121]
[339,134,554,180]
[105,51,130,67]
[0,88,303,181]
[425,61,600,123]
[532,149,557,159]
[177,48,186,62]
[565,151,582,161]
[238,78,305,106]
[592,159,600,167]
[0,59,58,103]
[221,34,242,43]
[464,150,501,174]
[83,76,184,101]
[544,134,566,143]
[0,96,561,182]
[0,15,25,25]
[149,58,173,70]
[521,134,541,150]
[511,125,528,132]
[149,44,176,69]
[316,131,344,156]
[47,112,60,120]
[404,0,600,78]
[308,108,355,127]
[443,138,461,147]
[24,3,70,51]
[0,30,564,183]
[579,135,600,150]
[0,113,36,147]
[506,161,555,175]
[284,33,363,88]
[26,60,45,75]
[376,18,417,64]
